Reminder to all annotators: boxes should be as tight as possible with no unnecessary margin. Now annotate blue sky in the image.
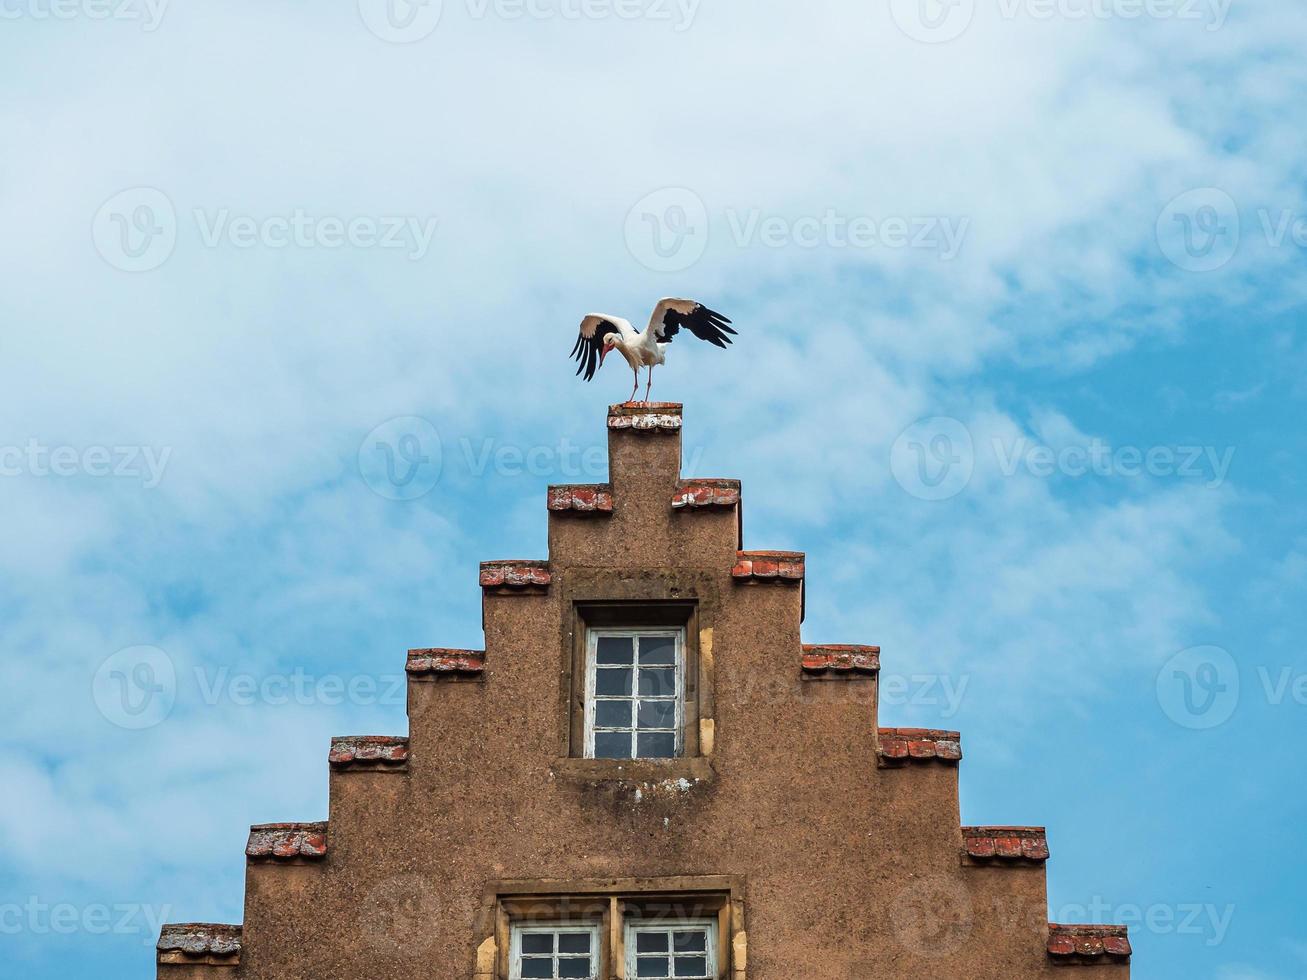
[1,1,1305,977]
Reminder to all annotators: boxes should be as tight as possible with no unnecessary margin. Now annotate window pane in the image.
[558,957,591,978]
[637,700,676,729]
[595,668,633,696]
[674,956,709,977]
[594,700,632,729]
[594,731,631,759]
[635,932,669,952]
[521,934,554,955]
[637,956,670,977]
[520,957,553,979]
[637,668,676,697]
[636,732,676,758]
[596,636,634,665]
[558,933,590,954]
[638,636,676,665]
[673,931,706,952]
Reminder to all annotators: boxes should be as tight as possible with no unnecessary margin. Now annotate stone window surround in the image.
[555,597,716,785]
[476,876,746,980]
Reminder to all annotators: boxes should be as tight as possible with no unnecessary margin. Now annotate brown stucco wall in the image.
[158,403,1131,980]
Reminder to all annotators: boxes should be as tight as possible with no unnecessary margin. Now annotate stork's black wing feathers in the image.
[661,304,736,349]
[571,318,621,382]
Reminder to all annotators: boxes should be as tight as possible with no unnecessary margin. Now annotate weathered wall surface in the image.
[158,403,1132,980]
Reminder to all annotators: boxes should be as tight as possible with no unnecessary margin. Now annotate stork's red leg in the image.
[644,366,653,403]
[630,369,639,404]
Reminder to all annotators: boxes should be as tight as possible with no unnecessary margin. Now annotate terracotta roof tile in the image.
[480,560,550,591]
[548,484,614,514]
[245,822,328,863]
[802,644,881,675]
[963,826,1050,863]
[1047,924,1132,962]
[732,550,805,582]
[607,402,682,431]
[157,923,242,965]
[672,479,741,510]
[329,735,409,770]
[406,648,486,676]
[877,728,962,766]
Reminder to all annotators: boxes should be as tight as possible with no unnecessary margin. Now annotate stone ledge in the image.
[1047,924,1132,962]
[877,728,962,766]
[731,550,804,581]
[480,560,551,592]
[157,923,241,967]
[672,479,740,510]
[550,756,715,788]
[963,826,1050,863]
[548,484,614,514]
[407,648,486,678]
[245,822,328,863]
[608,402,683,431]
[329,735,409,770]
[801,644,880,677]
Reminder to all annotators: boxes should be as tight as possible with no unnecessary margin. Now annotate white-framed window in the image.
[584,628,684,760]
[509,923,601,979]
[624,919,716,979]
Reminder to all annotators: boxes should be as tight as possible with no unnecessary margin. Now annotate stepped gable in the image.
[157,402,1133,978]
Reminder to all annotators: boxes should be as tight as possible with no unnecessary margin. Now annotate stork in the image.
[570,298,736,403]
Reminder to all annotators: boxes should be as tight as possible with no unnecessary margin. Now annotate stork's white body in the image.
[571,299,736,403]
[594,316,668,370]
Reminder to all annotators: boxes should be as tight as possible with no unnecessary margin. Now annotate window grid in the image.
[510,924,600,980]
[585,629,684,760]
[624,921,716,980]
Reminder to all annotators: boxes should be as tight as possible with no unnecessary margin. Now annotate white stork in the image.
[571,298,736,403]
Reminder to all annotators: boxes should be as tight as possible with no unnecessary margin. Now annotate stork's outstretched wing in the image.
[650,298,736,348]
[571,315,629,382]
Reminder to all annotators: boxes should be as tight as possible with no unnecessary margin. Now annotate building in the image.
[156,402,1132,979]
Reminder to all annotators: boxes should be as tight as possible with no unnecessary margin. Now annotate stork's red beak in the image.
[599,344,612,367]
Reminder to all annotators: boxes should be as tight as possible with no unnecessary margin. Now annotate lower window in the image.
[510,924,600,979]
[492,882,737,980]
[626,920,716,979]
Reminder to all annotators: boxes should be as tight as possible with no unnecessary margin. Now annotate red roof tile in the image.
[1047,924,1132,962]
[672,479,741,510]
[480,560,551,590]
[732,550,805,581]
[802,644,881,675]
[607,402,682,431]
[157,923,242,964]
[963,826,1050,862]
[245,822,328,863]
[406,648,486,676]
[877,728,962,766]
[548,484,614,514]
[329,736,409,769]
